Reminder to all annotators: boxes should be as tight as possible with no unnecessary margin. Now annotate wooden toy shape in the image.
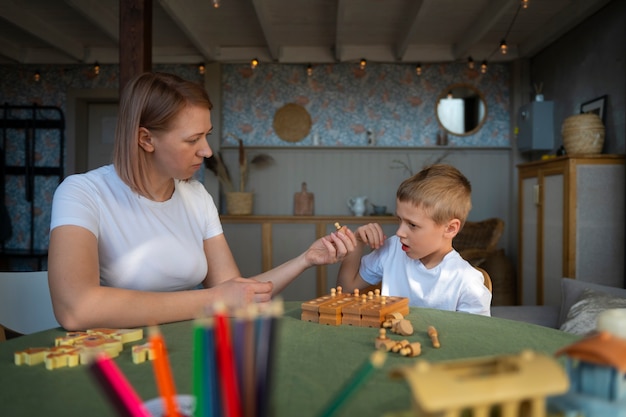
[15,328,147,370]
[390,350,569,417]
[427,326,440,348]
[301,287,352,323]
[399,342,421,357]
[131,342,154,364]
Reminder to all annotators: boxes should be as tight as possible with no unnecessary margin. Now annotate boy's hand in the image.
[355,223,387,249]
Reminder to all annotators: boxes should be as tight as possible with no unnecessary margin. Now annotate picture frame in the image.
[580,95,607,124]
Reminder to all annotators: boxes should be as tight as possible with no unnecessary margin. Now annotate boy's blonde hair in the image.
[396,164,472,226]
[113,72,213,196]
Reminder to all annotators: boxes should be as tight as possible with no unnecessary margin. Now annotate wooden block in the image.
[359,296,410,327]
[14,348,49,366]
[44,347,81,370]
[341,294,370,327]
[319,296,361,326]
[88,328,143,344]
[301,288,353,323]
[131,342,154,364]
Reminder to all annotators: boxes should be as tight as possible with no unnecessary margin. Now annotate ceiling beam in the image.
[394,0,425,61]
[251,0,279,61]
[0,0,85,62]
[64,0,119,43]
[451,0,518,61]
[0,37,23,63]
[334,0,349,62]
[158,0,218,62]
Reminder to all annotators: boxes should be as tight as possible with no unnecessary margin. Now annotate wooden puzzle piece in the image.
[15,328,147,370]
[131,342,154,364]
[428,326,440,348]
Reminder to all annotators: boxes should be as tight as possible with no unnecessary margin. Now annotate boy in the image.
[336,164,491,316]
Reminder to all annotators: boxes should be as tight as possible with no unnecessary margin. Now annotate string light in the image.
[198,63,206,75]
[212,0,220,8]
[467,56,475,70]
[499,39,508,55]
[93,62,100,76]
[307,64,313,76]
[521,0,529,9]
[359,58,367,70]
[33,71,41,82]
[250,58,259,69]
[480,60,488,74]
[415,63,422,76]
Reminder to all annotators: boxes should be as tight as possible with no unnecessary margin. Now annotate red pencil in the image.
[214,304,242,417]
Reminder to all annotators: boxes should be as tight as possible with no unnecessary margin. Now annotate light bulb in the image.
[359,58,367,70]
[521,0,529,9]
[500,40,508,55]
[198,63,206,75]
[93,62,100,76]
[480,60,488,74]
[251,58,259,69]
[415,63,422,76]
[468,57,475,70]
[212,0,220,8]
[307,64,313,76]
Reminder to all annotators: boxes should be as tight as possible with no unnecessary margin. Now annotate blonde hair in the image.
[113,72,213,196]
[396,164,472,226]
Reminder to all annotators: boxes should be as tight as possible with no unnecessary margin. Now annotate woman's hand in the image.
[210,277,273,307]
[304,228,357,266]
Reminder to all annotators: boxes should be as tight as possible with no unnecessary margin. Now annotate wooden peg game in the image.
[301,287,409,328]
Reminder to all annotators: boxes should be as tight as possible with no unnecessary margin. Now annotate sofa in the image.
[491,277,626,335]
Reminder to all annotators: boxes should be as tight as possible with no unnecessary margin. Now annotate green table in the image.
[0,302,579,417]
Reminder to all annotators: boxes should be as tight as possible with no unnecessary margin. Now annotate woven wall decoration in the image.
[272,103,312,143]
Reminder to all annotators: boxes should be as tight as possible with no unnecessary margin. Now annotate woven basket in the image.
[226,192,253,215]
[561,113,605,155]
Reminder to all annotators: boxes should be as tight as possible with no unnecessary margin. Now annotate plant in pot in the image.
[204,137,275,215]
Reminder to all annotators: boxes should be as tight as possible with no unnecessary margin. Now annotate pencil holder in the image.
[143,394,195,417]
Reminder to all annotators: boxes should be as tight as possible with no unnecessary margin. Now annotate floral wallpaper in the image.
[0,61,510,268]
[222,62,511,148]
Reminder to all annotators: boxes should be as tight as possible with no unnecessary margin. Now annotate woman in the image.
[48,72,355,330]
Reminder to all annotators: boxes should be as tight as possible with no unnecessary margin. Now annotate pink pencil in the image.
[90,352,154,417]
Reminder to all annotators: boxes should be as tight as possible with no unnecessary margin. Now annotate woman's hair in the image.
[396,164,472,226]
[113,72,213,196]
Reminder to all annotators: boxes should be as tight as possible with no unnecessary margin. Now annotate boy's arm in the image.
[336,223,387,292]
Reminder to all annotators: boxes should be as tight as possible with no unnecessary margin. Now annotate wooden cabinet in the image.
[220,215,398,300]
[518,155,625,306]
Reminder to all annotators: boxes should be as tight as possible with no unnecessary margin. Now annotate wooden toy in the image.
[14,328,147,370]
[399,342,421,357]
[301,288,409,328]
[374,328,396,351]
[427,326,440,348]
[389,350,569,417]
[548,308,626,416]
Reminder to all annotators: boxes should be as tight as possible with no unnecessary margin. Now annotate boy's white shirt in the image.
[359,235,492,316]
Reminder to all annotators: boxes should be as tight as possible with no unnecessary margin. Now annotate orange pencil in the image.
[149,327,181,417]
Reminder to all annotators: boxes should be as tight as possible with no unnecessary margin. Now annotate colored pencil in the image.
[89,352,153,417]
[317,350,387,417]
[149,326,181,417]
[214,304,242,417]
[255,299,282,417]
[193,318,220,417]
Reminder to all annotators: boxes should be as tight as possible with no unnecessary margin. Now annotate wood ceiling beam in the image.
[451,0,518,61]
[64,0,119,43]
[119,0,152,93]
[158,0,218,62]
[0,0,85,62]
[395,0,425,61]
[334,0,349,62]
[251,0,279,61]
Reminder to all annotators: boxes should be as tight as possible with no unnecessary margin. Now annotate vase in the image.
[225,192,253,215]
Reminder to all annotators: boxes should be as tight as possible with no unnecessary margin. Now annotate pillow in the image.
[559,288,626,335]
[558,278,626,326]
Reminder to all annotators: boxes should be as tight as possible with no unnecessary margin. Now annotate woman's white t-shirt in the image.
[50,165,223,291]
[359,235,491,315]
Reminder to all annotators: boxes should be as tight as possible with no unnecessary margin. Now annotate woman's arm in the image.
[48,226,272,330]
[248,228,357,295]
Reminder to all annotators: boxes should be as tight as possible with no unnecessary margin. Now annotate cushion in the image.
[557,278,626,327]
[559,287,626,335]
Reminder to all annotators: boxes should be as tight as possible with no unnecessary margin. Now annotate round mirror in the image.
[436,84,487,136]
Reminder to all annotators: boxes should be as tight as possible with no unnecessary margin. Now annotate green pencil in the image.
[317,350,387,417]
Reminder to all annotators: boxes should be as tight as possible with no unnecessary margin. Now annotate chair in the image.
[453,218,505,266]
[0,271,60,341]
[475,266,492,293]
